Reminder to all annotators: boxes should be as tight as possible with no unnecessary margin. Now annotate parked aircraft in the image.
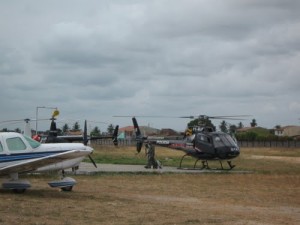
[0,131,93,193]
[131,116,241,170]
[0,110,101,193]
[44,118,119,147]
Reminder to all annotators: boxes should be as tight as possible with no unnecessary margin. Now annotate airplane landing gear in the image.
[2,179,31,193]
[2,173,31,193]
[48,177,77,191]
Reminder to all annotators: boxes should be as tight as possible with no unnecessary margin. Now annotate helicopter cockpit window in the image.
[197,134,211,143]
[222,134,238,146]
[213,134,238,147]
[213,136,223,147]
[0,141,3,152]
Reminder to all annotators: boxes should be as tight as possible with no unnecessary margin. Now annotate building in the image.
[280,126,300,138]
[118,126,160,139]
[238,125,300,139]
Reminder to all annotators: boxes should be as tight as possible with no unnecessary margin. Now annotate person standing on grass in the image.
[144,143,158,169]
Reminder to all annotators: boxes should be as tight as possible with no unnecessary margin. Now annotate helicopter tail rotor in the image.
[112,125,119,146]
[132,117,145,153]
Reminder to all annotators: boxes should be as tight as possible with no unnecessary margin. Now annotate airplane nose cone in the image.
[85,146,94,153]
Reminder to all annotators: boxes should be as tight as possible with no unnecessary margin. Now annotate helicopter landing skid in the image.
[178,154,193,169]
[194,159,210,169]
[202,160,235,170]
[218,160,236,170]
[178,154,209,170]
[226,161,236,170]
[178,154,236,170]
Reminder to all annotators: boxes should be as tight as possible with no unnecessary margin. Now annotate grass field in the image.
[0,146,299,225]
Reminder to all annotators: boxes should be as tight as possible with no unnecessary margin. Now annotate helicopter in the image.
[44,116,119,147]
[42,117,119,168]
[0,110,119,147]
[126,115,249,170]
[36,110,119,168]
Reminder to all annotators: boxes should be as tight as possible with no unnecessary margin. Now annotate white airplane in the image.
[0,131,94,193]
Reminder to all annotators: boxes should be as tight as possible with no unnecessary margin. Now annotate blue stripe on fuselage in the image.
[0,151,67,163]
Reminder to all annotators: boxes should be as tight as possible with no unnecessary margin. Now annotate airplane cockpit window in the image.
[0,142,3,152]
[6,137,27,151]
[24,135,41,149]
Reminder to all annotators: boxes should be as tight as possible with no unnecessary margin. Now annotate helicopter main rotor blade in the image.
[114,115,251,120]
[179,115,252,120]
[113,115,178,118]
[0,118,51,124]
[209,115,252,118]
[208,115,252,120]
[178,116,195,119]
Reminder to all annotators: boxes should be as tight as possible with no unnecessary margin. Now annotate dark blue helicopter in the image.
[130,115,246,170]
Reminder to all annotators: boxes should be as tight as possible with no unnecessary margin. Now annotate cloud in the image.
[0,0,300,131]
[289,102,300,112]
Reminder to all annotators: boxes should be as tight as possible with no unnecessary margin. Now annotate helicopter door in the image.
[195,134,213,153]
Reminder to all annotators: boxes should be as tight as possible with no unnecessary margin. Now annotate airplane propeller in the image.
[84,121,119,166]
[83,120,97,168]
[88,155,97,168]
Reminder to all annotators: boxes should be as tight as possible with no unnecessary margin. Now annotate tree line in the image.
[187,118,295,141]
[58,122,116,136]
[0,122,117,137]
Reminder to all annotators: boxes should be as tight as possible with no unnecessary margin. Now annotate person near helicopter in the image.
[144,143,159,169]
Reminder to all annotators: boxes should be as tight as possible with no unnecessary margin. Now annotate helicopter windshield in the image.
[213,134,237,148]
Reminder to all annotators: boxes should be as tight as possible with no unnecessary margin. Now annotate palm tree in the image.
[250,119,257,127]
[219,120,228,133]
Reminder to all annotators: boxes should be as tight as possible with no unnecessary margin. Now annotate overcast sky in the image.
[1,0,300,132]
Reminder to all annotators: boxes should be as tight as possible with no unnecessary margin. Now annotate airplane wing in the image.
[0,150,87,176]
